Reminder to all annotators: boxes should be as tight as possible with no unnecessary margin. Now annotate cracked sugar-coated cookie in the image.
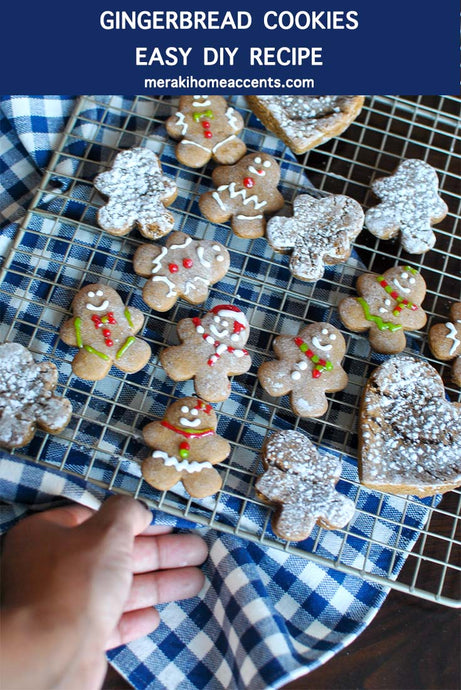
[365,159,448,254]
[141,396,231,498]
[60,283,151,380]
[255,429,355,542]
[247,95,365,155]
[166,95,247,168]
[428,302,461,387]
[133,231,230,312]
[0,342,72,449]
[338,265,427,354]
[266,193,364,281]
[94,147,178,239]
[359,354,461,497]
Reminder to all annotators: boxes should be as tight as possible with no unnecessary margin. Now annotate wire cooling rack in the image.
[1,95,460,607]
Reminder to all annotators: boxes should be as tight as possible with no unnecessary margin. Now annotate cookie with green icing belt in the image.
[160,304,252,402]
[133,231,230,312]
[338,265,427,354]
[141,396,231,498]
[60,284,151,380]
[258,323,348,418]
[198,153,284,239]
[428,302,461,387]
[165,95,247,168]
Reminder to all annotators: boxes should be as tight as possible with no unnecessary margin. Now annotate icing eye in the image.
[180,406,189,413]
[253,156,262,164]
[212,245,221,251]
[409,277,416,284]
[385,299,391,306]
[321,328,329,335]
[87,291,95,297]
[96,290,104,297]
[221,320,229,327]
[263,160,271,168]
[329,333,337,341]
[191,409,199,416]
[213,316,221,323]
[401,272,409,280]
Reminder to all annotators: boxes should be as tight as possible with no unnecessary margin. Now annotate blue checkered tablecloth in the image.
[0,95,434,690]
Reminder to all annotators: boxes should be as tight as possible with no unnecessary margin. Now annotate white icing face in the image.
[248,156,271,177]
[379,298,392,314]
[392,270,416,294]
[179,404,201,427]
[192,95,211,107]
[311,328,336,352]
[85,288,109,312]
[210,316,229,339]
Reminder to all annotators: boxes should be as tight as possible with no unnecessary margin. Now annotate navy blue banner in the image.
[1,1,459,94]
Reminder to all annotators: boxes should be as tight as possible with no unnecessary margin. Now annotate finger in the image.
[123,567,206,611]
[84,495,153,541]
[34,503,96,528]
[106,608,160,650]
[132,532,208,574]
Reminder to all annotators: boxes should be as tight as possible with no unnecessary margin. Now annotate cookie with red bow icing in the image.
[198,152,284,239]
[160,304,252,402]
[141,396,231,498]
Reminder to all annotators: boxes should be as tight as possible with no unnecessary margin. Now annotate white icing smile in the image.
[393,277,412,293]
[86,298,110,311]
[180,417,202,427]
[210,324,229,338]
[248,165,266,177]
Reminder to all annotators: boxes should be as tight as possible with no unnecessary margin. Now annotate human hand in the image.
[0,495,208,690]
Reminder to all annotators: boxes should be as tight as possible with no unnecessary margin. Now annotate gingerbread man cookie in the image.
[266,194,364,281]
[255,430,355,542]
[428,302,461,387]
[365,159,448,254]
[258,323,348,418]
[133,231,230,312]
[94,147,178,239]
[0,342,72,449]
[141,396,231,498]
[166,95,247,168]
[60,284,151,380]
[198,153,284,239]
[160,304,252,402]
[338,265,427,354]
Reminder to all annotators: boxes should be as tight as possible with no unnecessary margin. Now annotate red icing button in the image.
[105,339,113,347]
[182,258,193,268]
[204,131,212,139]
[243,177,255,188]
[202,121,210,129]
[168,263,179,273]
[312,369,321,379]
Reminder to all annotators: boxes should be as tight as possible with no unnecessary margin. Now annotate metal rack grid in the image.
[1,95,460,607]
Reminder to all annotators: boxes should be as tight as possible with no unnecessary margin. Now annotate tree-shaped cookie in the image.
[198,153,284,239]
[258,322,348,418]
[133,231,230,312]
[94,147,178,239]
[338,265,427,353]
[160,304,252,402]
[255,429,355,542]
[60,283,151,380]
[166,95,247,168]
[141,396,231,498]
[428,302,461,387]
[266,194,364,281]
[365,159,448,254]
[0,342,72,449]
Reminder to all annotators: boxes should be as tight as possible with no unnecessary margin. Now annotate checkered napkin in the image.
[0,96,433,690]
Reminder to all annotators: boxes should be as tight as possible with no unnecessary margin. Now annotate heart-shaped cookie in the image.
[359,355,461,497]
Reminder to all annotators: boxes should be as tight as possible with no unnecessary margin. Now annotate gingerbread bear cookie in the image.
[359,355,461,497]
[258,323,348,418]
[165,95,247,168]
[338,265,427,354]
[141,396,231,498]
[94,147,178,239]
[428,302,461,387]
[365,159,448,254]
[60,284,151,380]
[0,342,72,449]
[133,231,230,312]
[255,429,355,542]
[198,152,284,239]
[160,304,252,402]
[266,194,364,281]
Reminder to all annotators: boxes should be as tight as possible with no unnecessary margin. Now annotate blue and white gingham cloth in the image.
[0,96,434,690]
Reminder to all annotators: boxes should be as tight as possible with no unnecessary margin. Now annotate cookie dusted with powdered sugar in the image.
[255,429,355,542]
[266,194,364,281]
[94,147,178,239]
[0,342,72,449]
[359,355,461,497]
[247,95,365,155]
[428,302,461,387]
[365,159,448,254]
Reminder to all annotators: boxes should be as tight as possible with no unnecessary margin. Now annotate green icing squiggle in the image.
[356,298,402,332]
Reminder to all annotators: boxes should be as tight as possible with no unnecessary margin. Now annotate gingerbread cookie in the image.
[359,355,461,497]
[247,95,365,155]
[60,284,151,380]
[198,153,284,239]
[0,342,72,449]
[94,147,178,239]
[141,396,231,498]
[258,323,348,418]
[365,159,448,254]
[255,430,355,542]
[428,302,461,387]
[160,304,252,402]
[165,95,247,168]
[133,231,230,312]
[266,194,364,281]
[338,265,427,353]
